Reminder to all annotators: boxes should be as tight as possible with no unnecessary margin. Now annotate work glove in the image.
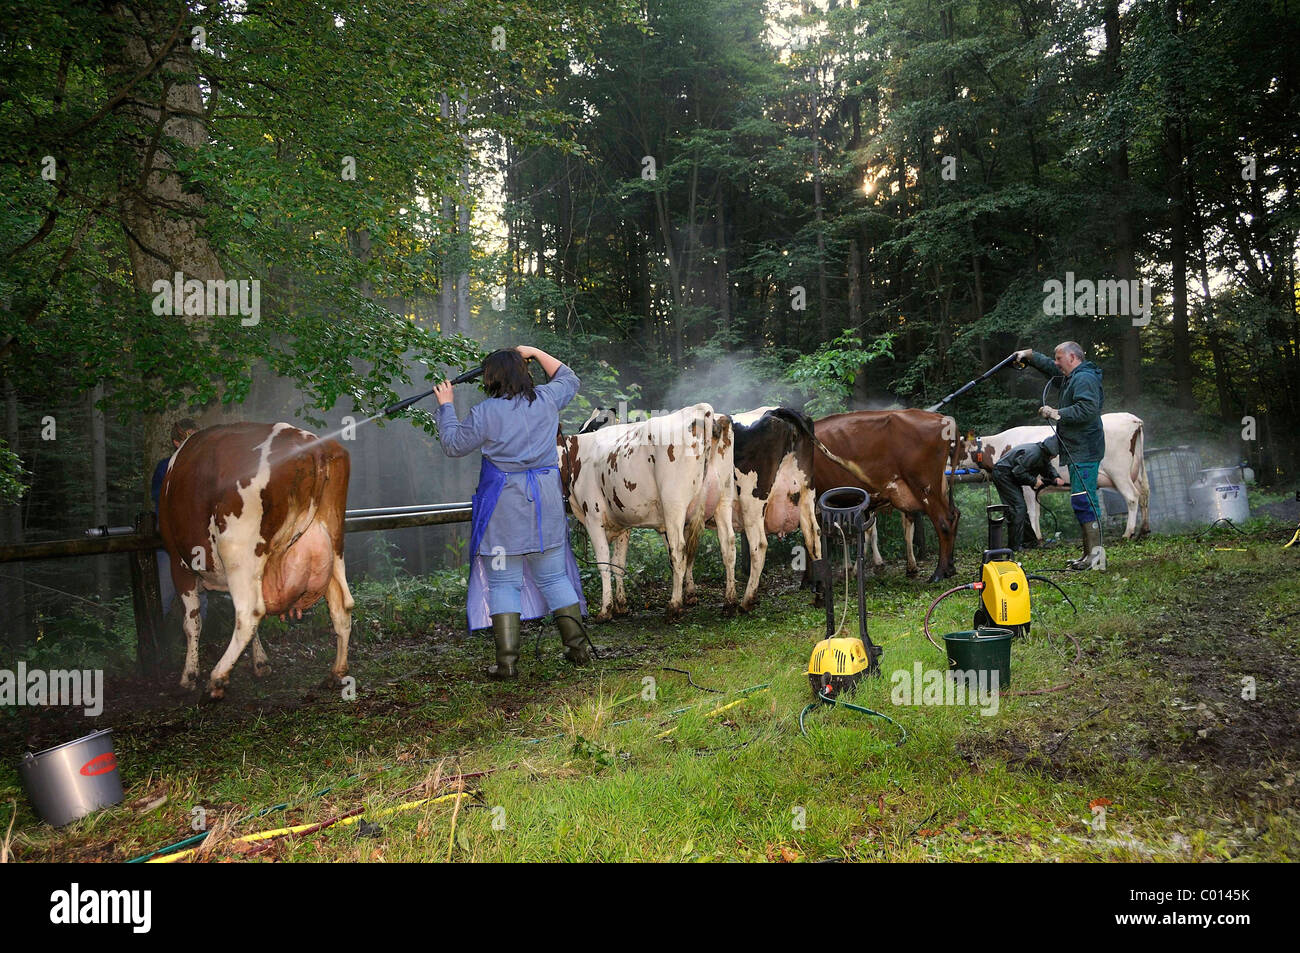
[1038,405,1060,421]
[1013,348,1033,364]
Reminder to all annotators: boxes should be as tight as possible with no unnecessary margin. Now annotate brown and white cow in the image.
[558,404,737,621]
[716,406,874,609]
[960,412,1151,540]
[811,409,963,582]
[158,422,354,699]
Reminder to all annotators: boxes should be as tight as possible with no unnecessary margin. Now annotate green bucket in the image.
[942,628,1013,688]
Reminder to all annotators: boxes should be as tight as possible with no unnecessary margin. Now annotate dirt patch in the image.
[1129,571,1300,788]
[1254,498,1300,524]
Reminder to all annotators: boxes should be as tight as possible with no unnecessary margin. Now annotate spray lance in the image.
[381,364,486,417]
[925,352,1022,413]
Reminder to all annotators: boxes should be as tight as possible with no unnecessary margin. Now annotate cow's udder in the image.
[262,522,334,615]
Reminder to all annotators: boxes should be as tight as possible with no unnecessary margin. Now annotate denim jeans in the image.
[485,544,579,616]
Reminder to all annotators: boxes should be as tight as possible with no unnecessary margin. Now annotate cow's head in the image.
[580,407,619,434]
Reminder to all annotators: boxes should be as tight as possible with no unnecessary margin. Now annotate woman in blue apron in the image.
[434,345,589,678]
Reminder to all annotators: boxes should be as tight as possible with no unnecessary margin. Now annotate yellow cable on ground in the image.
[656,687,770,738]
[146,792,466,863]
[1285,525,1300,548]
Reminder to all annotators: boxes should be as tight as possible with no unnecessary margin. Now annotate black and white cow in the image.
[579,405,870,612]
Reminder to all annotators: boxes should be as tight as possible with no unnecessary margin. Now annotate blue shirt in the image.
[151,458,169,516]
[436,364,580,556]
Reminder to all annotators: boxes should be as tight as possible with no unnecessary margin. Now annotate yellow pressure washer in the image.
[923,504,1076,649]
[973,505,1032,637]
[807,487,883,702]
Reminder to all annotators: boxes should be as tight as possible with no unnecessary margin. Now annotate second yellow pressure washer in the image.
[973,505,1032,637]
[922,504,1076,650]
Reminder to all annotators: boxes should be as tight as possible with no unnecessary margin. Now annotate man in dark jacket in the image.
[1013,342,1107,570]
[992,436,1065,551]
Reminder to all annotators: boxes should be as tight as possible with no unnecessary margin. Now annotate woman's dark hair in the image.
[482,349,537,403]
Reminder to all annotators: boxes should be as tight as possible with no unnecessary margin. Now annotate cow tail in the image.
[1132,421,1149,498]
[946,417,962,516]
[771,408,873,486]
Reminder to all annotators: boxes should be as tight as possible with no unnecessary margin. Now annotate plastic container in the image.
[1144,446,1203,531]
[19,728,123,827]
[942,628,1013,688]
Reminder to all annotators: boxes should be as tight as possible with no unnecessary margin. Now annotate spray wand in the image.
[381,364,485,417]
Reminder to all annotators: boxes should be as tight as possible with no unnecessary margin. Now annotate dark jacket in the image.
[1027,353,1105,463]
[994,440,1062,487]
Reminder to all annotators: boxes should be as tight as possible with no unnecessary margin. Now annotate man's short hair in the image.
[171,418,198,444]
[1054,341,1085,361]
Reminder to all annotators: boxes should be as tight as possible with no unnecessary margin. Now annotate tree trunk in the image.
[439,93,456,333]
[1163,0,1195,410]
[108,3,227,489]
[717,187,730,345]
[811,62,828,340]
[1105,0,1143,403]
[89,381,110,603]
[457,92,471,334]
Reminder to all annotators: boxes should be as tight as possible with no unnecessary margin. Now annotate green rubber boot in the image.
[1068,521,1106,571]
[553,604,592,665]
[488,612,521,679]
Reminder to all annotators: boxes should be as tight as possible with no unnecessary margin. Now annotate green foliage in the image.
[787,331,895,417]
[0,439,28,505]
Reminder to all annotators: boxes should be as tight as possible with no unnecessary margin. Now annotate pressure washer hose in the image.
[799,690,907,746]
[923,584,980,650]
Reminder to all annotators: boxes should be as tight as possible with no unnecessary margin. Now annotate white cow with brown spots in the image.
[558,404,737,621]
[960,411,1150,540]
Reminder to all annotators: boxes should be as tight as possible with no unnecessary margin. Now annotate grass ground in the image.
[2,512,1298,862]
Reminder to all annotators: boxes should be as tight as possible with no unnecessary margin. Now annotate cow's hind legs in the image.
[207,568,264,699]
[179,587,203,690]
[612,532,631,617]
[901,514,920,577]
[325,555,354,686]
[172,561,203,690]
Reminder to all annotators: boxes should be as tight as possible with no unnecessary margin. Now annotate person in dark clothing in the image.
[992,436,1065,551]
[1013,341,1107,570]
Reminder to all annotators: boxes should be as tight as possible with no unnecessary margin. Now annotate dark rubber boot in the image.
[553,603,591,665]
[487,612,521,679]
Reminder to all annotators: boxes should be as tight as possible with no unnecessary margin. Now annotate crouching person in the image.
[992,436,1065,551]
[434,346,591,678]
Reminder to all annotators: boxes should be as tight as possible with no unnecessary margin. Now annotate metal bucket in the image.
[1190,466,1250,525]
[19,728,123,826]
[1144,446,1202,532]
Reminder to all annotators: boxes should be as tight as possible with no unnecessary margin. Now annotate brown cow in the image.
[158,422,353,699]
[811,410,963,582]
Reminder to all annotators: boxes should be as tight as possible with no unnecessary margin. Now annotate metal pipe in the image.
[345,502,471,517]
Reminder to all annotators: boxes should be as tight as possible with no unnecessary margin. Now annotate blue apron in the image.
[466,456,587,632]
